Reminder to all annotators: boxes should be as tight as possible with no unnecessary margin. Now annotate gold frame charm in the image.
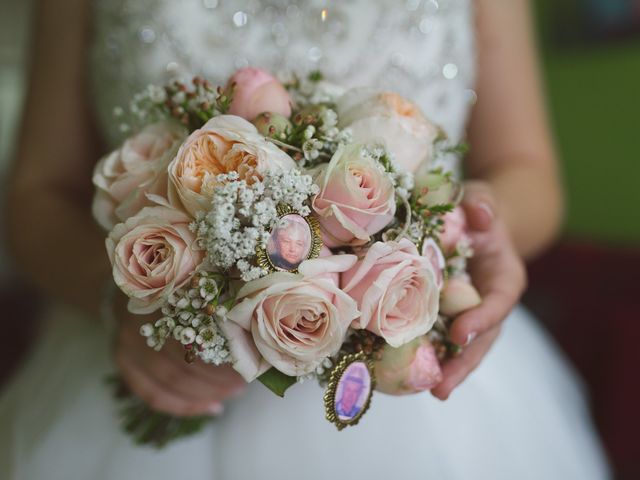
[256,204,322,274]
[324,352,375,431]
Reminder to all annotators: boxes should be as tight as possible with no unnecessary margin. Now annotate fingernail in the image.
[477,202,494,223]
[465,332,477,346]
[208,403,224,415]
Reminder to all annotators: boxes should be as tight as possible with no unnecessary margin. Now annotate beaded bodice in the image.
[90,0,476,149]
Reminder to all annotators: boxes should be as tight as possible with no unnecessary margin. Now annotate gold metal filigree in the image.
[256,204,322,274]
[324,351,376,431]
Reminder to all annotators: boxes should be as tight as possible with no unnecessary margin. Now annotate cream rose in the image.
[413,164,463,208]
[336,88,440,173]
[106,206,204,314]
[168,115,296,216]
[311,144,396,248]
[440,277,482,317]
[342,239,440,347]
[92,121,187,230]
[223,254,359,381]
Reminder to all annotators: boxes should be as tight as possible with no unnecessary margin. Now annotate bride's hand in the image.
[431,180,527,400]
[113,294,247,417]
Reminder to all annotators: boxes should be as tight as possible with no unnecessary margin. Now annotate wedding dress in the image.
[0,0,611,478]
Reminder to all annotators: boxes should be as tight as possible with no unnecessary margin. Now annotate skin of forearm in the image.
[6,188,112,317]
[478,161,564,260]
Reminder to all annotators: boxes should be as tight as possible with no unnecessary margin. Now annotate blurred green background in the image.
[535,0,640,244]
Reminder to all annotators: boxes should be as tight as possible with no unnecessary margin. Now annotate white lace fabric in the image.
[90,0,476,149]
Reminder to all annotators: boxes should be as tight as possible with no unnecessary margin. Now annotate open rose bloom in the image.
[94,67,480,440]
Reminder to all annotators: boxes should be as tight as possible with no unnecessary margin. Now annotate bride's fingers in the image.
[448,288,517,346]
[162,340,247,394]
[449,239,525,346]
[191,364,248,393]
[431,325,501,401]
[116,351,224,417]
[121,331,242,402]
[143,350,241,403]
[461,181,496,232]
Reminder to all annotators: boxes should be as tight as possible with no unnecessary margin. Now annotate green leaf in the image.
[426,203,455,215]
[258,368,297,397]
[442,143,470,156]
[308,70,324,82]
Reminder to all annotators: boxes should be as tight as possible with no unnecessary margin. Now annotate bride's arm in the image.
[466,0,564,259]
[6,0,245,416]
[432,0,561,399]
[6,0,108,315]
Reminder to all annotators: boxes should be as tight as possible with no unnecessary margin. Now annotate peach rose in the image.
[92,122,187,230]
[342,239,440,347]
[228,67,292,121]
[336,88,439,173]
[224,254,359,381]
[106,206,204,314]
[168,115,296,216]
[375,336,443,395]
[311,144,396,248]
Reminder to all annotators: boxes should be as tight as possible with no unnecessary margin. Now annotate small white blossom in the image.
[147,84,167,103]
[179,327,197,345]
[303,125,316,140]
[140,324,154,337]
[176,297,190,309]
[303,139,323,160]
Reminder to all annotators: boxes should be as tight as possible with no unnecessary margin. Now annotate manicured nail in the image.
[477,202,494,223]
[208,403,224,415]
[465,332,477,346]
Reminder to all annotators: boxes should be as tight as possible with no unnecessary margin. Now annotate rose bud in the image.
[438,207,469,255]
[440,277,482,317]
[228,67,292,121]
[413,167,462,208]
[375,336,443,395]
[253,112,292,139]
[293,104,326,126]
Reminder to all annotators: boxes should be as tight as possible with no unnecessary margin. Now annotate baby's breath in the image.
[140,271,232,365]
[193,170,319,281]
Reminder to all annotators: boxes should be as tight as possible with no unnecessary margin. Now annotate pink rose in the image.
[439,207,470,255]
[312,144,396,248]
[92,122,187,230]
[106,206,204,314]
[336,88,439,173]
[421,238,446,289]
[228,67,292,121]
[342,239,440,347]
[440,277,482,317]
[375,336,443,395]
[224,254,359,381]
[168,115,296,216]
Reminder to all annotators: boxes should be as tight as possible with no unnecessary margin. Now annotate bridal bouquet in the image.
[93,68,481,446]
